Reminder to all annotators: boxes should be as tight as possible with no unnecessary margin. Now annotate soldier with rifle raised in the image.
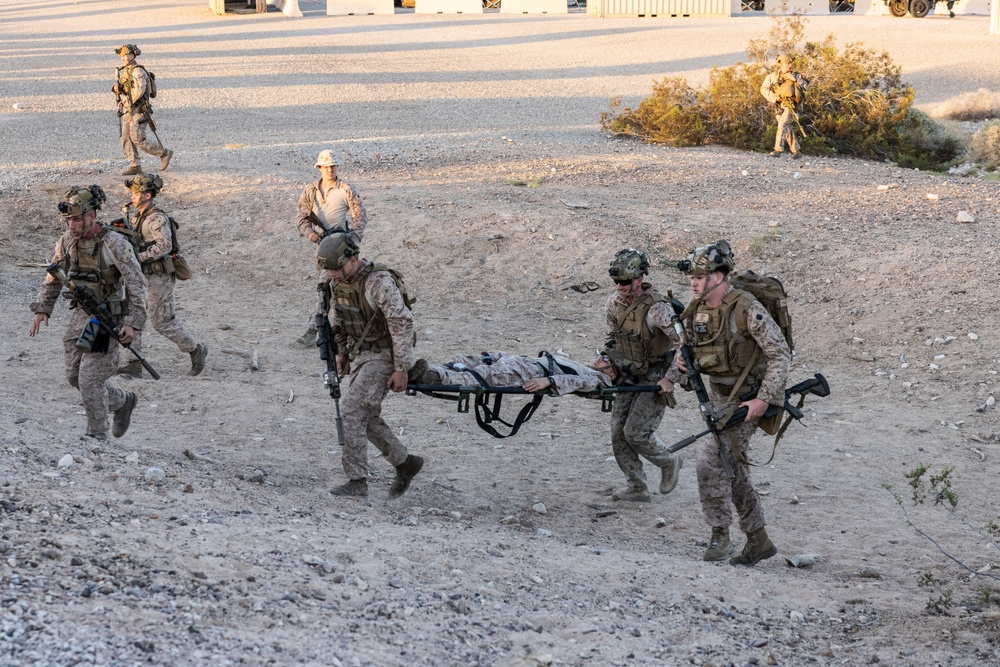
[114,44,173,176]
[28,185,150,442]
[657,241,790,566]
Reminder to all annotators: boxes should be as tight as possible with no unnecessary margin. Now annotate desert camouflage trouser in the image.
[610,368,674,490]
[774,107,800,154]
[121,108,165,166]
[696,392,766,534]
[62,309,128,438]
[130,272,196,356]
[341,357,409,481]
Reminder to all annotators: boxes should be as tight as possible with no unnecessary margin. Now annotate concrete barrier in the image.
[328,0,395,14]
[416,0,484,12]
[267,0,304,16]
[501,0,569,12]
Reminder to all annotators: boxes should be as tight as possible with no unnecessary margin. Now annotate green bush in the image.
[601,15,961,170]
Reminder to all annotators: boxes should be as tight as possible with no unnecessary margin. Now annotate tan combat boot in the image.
[389,455,424,498]
[112,391,137,438]
[189,343,208,376]
[330,479,368,497]
[611,485,651,502]
[703,527,734,561]
[730,527,777,567]
[659,454,683,494]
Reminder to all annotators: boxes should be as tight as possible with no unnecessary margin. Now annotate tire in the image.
[908,0,930,17]
[888,0,907,15]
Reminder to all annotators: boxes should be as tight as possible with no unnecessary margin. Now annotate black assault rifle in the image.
[46,264,161,380]
[315,314,346,446]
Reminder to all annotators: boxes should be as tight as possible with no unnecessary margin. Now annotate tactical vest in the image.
[62,231,127,318]
[689,288,767,393]
[133,207,176,275]
[609,287,674,377]
[332,263,409,356]
[119,64,152,107]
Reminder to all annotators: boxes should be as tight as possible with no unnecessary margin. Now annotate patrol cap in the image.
[608,248,650,281]
[687,240,735,276]
[316,231,361,270]
[115,44,140,57]
[125,174,163,195]
[315,150,340,168]
[58,185,107,218]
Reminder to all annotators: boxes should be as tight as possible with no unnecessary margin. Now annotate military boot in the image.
[730,527,777,567]
[611,485,651,502]
[703,527,735,561]
[330,479,368,497]
[407,359,429,384]
[159,149,173,171]
[117,360,143,380]
[112,391,137,438]
[659,454,683,495]
[389,455,424,498]
[296,329,317,347]
[189,343,208,376]
[121,165,142,176]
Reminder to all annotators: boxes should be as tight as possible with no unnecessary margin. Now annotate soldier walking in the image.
[603,249,683,503]
[659,242,790,566]
[316,232,423,499]
[28,186,147,441]
[760,53,809,159]
[117,174,207,379]
[296,149,368,346]
[114,44,172,176]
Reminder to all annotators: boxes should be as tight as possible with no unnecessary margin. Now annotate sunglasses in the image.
[613,278,633,286]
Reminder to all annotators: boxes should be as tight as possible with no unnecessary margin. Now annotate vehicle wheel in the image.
[888,0,907,15]
[908,0,930,17]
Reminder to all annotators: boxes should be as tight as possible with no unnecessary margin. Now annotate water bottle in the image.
[76,318,101,352]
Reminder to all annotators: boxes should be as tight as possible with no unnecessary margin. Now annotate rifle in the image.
[315,313,346,446]
[46,264,161,380]
[114,67,124,137]
[666,373,830,456]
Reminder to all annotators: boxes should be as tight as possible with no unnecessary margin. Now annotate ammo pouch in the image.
[106,294,128,324]
[142,256,174,276]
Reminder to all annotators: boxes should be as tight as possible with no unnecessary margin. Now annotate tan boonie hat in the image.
[315,150,340,168]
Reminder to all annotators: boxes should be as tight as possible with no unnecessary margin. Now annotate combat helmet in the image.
[115,44,140,57]
[58,185,107,218]
[687,240,736,276]
[608,249,650,282]
[317,231,361,270]
[125,174,163,195]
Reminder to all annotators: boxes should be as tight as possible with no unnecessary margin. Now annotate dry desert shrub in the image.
[601,15,961,170]
[935,88,1000,122]
[967,121,1000,170]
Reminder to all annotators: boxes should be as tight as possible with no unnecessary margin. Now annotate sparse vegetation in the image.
[600,14,961,170]
[966,121,1000,170]
[936,88,1000,122]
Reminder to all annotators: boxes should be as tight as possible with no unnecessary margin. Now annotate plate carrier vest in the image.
[690,287,767,394]
[331,263,411,357]
[609,286,674,378]
[62,230,127,319]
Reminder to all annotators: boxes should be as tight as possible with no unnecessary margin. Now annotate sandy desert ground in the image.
[1,1,1000,665]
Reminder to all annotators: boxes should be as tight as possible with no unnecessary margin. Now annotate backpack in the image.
[729,270,793,353]
[105,218,141,261]
[142,67,157,99]
[163,214,191,280]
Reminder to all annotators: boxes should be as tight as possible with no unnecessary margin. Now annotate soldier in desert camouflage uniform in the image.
[116,174,207,379]
[603,249,683,503]
[295,150,368,347]
[113,44,172,176]
[316,231,423,499]
[409,350,619,395]
[29,185,147,441]
[760,53,809,159]
[659,241,790,566]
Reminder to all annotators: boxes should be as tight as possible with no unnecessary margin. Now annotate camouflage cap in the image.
[315,150,340,168]
[687,240,735,276]
[58,185,106,218]
[115,44,140,57]
[125,174,163,195]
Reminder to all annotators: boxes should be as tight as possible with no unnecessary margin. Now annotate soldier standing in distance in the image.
[658,241,790,566]
[603,249,683,503]
[117,174,207,379]
[28,186,147,442]
[114,44,172,176]
[295,149,368,346]
[760,53,809,159]
[316,232,423,499]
